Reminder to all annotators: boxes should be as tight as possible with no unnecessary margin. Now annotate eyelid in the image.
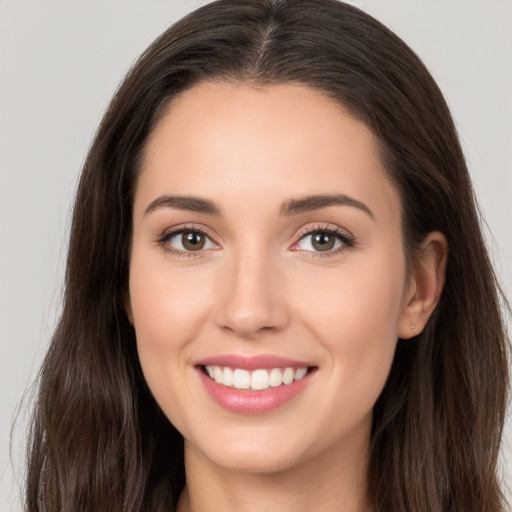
[290,223,356,255]
[156,223,220,257]
[155,222,355,258]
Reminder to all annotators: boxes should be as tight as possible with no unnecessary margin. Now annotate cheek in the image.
[128,259,219,434]
[128,254,214,388]
[295,254,406,391]
[300,256,405,334]
[130,249,214,331]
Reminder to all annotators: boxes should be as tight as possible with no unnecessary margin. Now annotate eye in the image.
[159,228,217,254]
[293,227,354,254]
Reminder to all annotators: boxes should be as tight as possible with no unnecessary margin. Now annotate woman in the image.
[25,1,510,511]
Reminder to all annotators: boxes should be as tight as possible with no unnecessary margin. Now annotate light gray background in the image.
[1,1,511,510]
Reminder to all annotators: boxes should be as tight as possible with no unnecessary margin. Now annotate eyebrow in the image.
[144,193,374,220]
[144,195,222,216]
[279,194,375,219]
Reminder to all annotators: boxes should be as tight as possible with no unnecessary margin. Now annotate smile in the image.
[204,365,309,391]
[195,355,317,414]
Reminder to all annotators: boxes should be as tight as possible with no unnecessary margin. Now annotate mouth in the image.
[200,364,316,391]
[194,355,318,414]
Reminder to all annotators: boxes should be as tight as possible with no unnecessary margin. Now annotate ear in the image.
[398,231,448,339]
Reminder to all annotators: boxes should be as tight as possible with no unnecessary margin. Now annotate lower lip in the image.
[196,368,314,414]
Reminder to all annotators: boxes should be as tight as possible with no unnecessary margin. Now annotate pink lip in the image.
[195,354,313,370]
[194,355,317,414]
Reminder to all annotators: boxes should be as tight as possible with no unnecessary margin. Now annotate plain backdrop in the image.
[1,1,511,510]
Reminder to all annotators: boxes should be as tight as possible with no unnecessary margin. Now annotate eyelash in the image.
[156,224,217,259]
[293,224,356,258]
[156,223,356,259]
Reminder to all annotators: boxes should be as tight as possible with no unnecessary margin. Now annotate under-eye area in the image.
[199,365,318,391]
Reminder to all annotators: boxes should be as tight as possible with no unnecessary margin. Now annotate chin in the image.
[185,424,319,475]
[208,447,306,475]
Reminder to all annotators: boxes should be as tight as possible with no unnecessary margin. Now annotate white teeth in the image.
[233,369,251,389]
[250,369,269,390]
[295,367,307,380]
[213,366,223,384]
[282,367,294,385]
[222,367,234,386]
[269,368,283,387]
[204,365,309,391]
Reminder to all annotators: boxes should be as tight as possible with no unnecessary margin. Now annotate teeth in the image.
[269,368,283,387]
[204,365,309,391]
[295,367,307,380]
[233,369,251,389]
[251,369,269,390]
[222,367,234,386]
[282,367,294,385]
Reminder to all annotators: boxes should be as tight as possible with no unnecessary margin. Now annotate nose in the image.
[214,248,290,339]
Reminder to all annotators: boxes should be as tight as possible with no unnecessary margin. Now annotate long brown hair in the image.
[25,1,510,510]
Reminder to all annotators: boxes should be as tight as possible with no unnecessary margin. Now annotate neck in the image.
[177,423,371,512]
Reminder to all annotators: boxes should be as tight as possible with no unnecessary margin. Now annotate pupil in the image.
[183,232,205,251]
[312,232,335,251]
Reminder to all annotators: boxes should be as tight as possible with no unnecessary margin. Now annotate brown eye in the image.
[164,229,216,253]
[182,231,206,251]
[294,228,352,254]
[311,232,336,251]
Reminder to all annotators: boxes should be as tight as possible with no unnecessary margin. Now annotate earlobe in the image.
[398,231,448,339]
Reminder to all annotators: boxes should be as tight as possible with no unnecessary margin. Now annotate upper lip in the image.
[195,354,315,370]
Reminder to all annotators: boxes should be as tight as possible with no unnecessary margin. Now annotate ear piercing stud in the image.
[411,324,416,332]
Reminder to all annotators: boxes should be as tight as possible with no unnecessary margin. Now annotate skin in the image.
[127,82,447,512]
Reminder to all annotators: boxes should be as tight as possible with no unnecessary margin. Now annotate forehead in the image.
[136,81,400,225]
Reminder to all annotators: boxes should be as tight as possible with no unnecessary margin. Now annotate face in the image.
[128,82,412,474]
